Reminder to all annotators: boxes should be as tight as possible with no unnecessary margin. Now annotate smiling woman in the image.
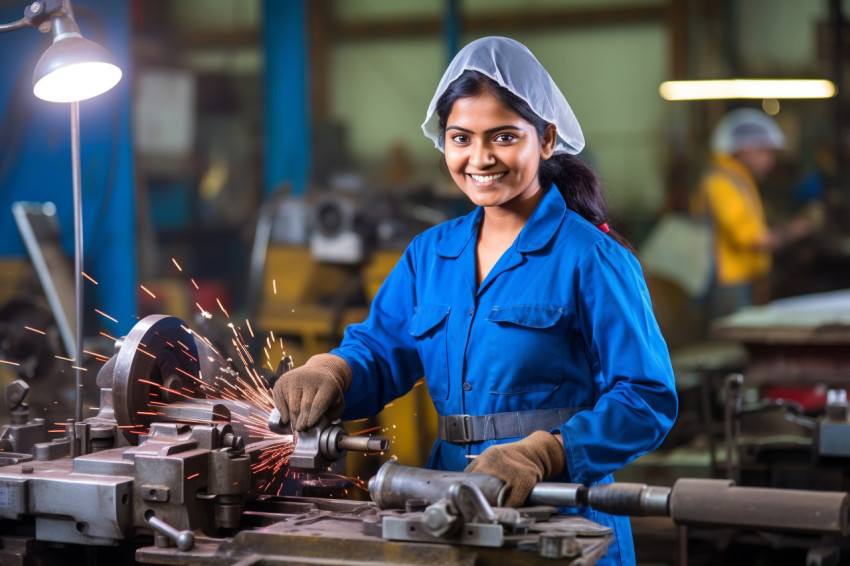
[271,36,678,566]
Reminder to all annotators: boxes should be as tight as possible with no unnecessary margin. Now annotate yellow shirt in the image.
[692,154,770,285]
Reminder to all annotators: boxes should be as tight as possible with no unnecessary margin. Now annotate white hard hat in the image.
[711,108,785,153]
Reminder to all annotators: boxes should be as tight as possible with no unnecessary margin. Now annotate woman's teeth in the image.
[470,172,507,183]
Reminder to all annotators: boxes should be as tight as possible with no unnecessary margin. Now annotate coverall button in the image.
[467,309,474,316]
[462,382,472,391]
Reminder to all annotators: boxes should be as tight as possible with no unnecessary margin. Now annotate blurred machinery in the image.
[0,313,848,566]
[707,290,850,490]
[620,289,850,564]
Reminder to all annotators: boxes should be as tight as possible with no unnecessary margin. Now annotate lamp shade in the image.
[33,35,122,102]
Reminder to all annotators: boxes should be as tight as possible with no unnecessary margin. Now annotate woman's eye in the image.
[451,134,470,144]
[494,133,517,143]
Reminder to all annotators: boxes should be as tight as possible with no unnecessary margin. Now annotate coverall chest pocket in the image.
[409,305,451,400]
[486,305,565,394]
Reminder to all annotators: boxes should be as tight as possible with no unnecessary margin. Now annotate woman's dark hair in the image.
[435,70,634,252]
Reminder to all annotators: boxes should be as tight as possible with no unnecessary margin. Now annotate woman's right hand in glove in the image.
[272,353,352,431]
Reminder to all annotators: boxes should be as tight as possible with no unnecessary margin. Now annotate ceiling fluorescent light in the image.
[659,79,836,101]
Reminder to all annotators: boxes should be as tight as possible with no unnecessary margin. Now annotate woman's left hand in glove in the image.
[463,430,566,507]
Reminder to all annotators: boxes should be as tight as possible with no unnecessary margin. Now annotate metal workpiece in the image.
[267,407,288,435]
[369,460,508,509]
[282,417,390,472]
[668,478,849,535]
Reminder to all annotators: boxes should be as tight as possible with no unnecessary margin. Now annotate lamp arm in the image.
[0,0,67,34]
[0,17,28,32]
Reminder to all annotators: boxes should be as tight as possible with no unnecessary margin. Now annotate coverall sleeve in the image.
[703,174,767,249]
[331,240,424,420]
[557,241,678,485]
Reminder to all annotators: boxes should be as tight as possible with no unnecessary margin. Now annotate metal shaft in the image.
[670,478,849,536]
[337,434,389,453]
[71,100,83,423]
[369,462,850,537]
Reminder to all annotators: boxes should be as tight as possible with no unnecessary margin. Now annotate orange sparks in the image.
[140,285,156,299]
[94,309,118,323]
[179,350,198,362]
[24,326,46,335]
[55,355,74,362]
[246,319,254,338]
[100,331,118,342]
[217,298,229,318]
[83,349,109,361]
[82,272,99,284]
[0,359,21,367]
[172,258,183,272]
[136,348,156,359]
[137,411,159,416]
[191,278,199,290]
[71,366,87,371]
[350,425,382,436]
[160,386,186,397]
[272,279,277,294]
[175,366,205,385]
[186,473,200,480]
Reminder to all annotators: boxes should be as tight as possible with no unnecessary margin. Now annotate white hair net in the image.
[421,36,584,155]
[711,108,785,154]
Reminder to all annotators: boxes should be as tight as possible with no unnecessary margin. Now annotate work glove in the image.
[271,353,352,432]
[464,430,566,507]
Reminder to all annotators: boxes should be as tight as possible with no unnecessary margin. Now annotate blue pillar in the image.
[444,0,461,64]
[0,0,137,338]
[262,0,310,196]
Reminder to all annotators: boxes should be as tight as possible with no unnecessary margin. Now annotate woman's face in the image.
[444,90,556,210]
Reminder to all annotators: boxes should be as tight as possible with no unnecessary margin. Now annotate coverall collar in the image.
[435,184,566,258]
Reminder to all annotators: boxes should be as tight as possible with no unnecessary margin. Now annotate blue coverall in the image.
[334,185,679,565]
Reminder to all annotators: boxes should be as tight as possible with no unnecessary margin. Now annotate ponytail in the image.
[541,154,635,253]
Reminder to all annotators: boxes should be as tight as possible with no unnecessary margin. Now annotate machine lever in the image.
[144,510,195,551]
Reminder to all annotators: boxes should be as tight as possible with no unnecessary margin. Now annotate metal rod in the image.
[71,100,83,423]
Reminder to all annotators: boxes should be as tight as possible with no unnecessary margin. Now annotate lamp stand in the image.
[71,100,83,422]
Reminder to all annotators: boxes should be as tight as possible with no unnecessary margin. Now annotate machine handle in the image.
[144,510,195,551]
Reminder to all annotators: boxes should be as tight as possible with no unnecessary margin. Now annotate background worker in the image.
[693,108,818,321]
